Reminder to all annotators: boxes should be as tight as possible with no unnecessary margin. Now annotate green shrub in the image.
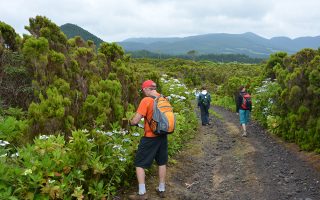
[0,116,28,145]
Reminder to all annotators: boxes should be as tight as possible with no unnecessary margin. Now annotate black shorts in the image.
[135,135,168,168]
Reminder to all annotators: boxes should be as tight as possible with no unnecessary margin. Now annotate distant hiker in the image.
[198,86,211,126]
[236,85,252,137]
[129,80,168,199]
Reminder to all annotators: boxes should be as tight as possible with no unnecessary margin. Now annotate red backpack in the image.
[241,93,252,110]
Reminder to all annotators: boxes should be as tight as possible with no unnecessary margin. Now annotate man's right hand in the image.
[129,123,144,129]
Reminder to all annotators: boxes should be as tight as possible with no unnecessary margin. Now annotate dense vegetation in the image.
[128,50,265,64]
[1,15,320,199]
[259,49,320,152]
[0,16,197,199]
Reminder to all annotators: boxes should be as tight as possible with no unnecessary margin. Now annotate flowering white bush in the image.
[160,74,193,111]
[253,78,281,126]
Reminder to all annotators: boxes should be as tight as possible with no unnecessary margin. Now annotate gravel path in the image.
[120,106,320,200]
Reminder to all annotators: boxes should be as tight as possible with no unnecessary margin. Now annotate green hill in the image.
[60,23,104,46]
[119,32,320,58]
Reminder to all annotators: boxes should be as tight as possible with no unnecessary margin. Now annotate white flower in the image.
[179,96,186,100]
[0,140,10,146]
[132,132,140,137]
[170,94,178,98]
[39,135,49,140]
[113,145,122,150]
[122,138,131,143]
[120,130,128,135]
[11,152,19,158]
[104,131,113,136]
[119,157,126,162]
[0,153,7,158]
[173,79,180,83]
[81,129,89,133]
[48,179,56,184]
[88,138,94,142]
[96,130,103,134]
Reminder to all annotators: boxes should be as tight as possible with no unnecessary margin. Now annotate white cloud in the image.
[0,0,319,42]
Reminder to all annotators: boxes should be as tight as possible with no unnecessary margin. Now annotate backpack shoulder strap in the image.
[151,94,162,100]
[147,95,159,129]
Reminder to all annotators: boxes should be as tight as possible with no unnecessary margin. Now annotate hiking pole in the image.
[122,118,129,130]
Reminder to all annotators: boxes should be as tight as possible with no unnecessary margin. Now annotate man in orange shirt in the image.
[129,80,167,200]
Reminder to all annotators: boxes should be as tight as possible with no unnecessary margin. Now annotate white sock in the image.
[138,184,146,195]
[159,182,165,192]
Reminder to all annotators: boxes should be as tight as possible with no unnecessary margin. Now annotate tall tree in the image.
[0,21,21,51]
[25,16,67,53]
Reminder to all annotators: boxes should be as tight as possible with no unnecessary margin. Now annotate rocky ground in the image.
[118,106,320,200]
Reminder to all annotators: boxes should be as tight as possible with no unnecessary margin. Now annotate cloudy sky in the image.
[1,0,319,42]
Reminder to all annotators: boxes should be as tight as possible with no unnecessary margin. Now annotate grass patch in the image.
[210,109,223,120]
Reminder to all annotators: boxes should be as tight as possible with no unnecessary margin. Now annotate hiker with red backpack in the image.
[129,80,174,199]
[236,85,252,137]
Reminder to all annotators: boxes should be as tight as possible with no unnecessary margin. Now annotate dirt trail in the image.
[120,106,320,200]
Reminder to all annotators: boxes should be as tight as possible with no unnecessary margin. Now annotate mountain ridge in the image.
[60,23,320,58]
[118,32,320,58]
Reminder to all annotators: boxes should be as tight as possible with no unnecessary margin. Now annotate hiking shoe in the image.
[156,188,166,198]
[128,193,148,200]
[242,131,247,137]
